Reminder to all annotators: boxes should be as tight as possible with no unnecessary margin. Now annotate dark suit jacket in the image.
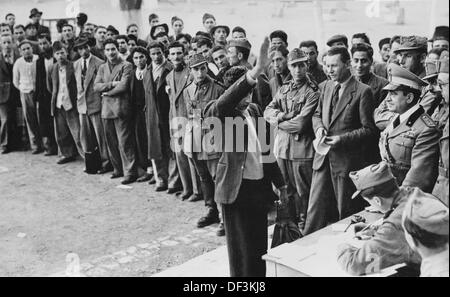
[0,51,20,105]
[49,62,78,116]
[74,55,104,115]
[203,75,285,205]
[35,54,54,103]
[360,72,389,107]
[94,58,133,119]
[312,76,377,175]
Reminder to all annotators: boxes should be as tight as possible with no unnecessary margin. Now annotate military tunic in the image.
[379,105,440,193]
[433,120,449,205]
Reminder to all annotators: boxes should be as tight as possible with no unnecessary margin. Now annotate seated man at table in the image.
[336,162,421,276]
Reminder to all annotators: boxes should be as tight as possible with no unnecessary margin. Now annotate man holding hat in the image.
[264,48,320,228]
[29,8,50,36]
[336,162,421,276]
[183,53,225,228]
[210,25,229,47]
[402,190,449,277]
[379,63,440,193]
[432,56,449,206]
[430,26,449,50]
[74,37,111,174]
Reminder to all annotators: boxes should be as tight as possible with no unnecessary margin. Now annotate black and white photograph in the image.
[0,0,448,284]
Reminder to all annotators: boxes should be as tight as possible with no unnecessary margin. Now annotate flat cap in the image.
[195,31,213,42]
[228,38,252,51]
[189,53,208,68]
[106,25,119,35]
[202,13,216,23]
[287,48,308,65]
[403,188,449,236]
[393,35,428,53]
[430,26,449,42]
[349,162,396,199]
[384,63,428,91]
[327,34,348,47]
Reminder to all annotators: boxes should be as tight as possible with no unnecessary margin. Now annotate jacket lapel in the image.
[330,77,356,126]
[174,67,190,103]
[84,56,98,88]
[323,81,333,128]
[66,62,74,86]
[156,63,170,92]
[388,121,411,139]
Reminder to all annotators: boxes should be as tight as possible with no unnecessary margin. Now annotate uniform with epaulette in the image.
[264,49,320,225]
[379,64,440,193]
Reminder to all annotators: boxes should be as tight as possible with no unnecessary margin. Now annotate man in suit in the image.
[94,39,138,185]
[145,41,177,192]
[29,8,50,36]
[49,41,84,165]
[74,37,112,174]
[35,33,57,156]
[166,41,203,201]
[203,37,287,276]
[0,34,20,154]
[303,46,377,235]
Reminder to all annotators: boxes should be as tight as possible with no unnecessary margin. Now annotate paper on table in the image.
[313,134,331,156]
[331,223,350,232]
[267,243,316,261]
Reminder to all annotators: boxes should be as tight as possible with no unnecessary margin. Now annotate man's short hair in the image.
[130,46,149,61]
[37,33,51,43]
[154,31,168,39]
[127,34,138,43]
[116,35,129,42]
[168,41,184,51]
[390,35,401,47]
[270,30,288,45]
[299,40,318,51]
[352,33,371,45]
[85,22,96,28]
[52,40,67,52]
[270,44,289,57]
[235,46,250,61]
[147,41,164,51]
[378,37,391,50]
[327,46,351,63]
[126,23,138,33]
[103,38,119,49]
[351,43,374,60]
[197,37,213,49]
[61,23,74,31]
[5,13,15,19]
[148,13,159,23]
[396,85,422,103]
[14,24,25,31]
[211,45,226,55]
[18,39,33,48]
[95,25,106,33]
[176,33,192,43]
[404,216,449,249]
[232,26,246,37]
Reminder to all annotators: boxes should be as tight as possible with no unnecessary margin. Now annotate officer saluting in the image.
[379,63,440,193]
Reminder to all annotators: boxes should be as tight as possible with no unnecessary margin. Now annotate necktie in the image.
[4,54,12,65]
[393,116,400,129]
[330,84,341,117]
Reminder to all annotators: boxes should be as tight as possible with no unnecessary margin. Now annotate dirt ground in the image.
[0,151,226,276]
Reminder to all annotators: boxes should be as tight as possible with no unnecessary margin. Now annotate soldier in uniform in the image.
[264,48,320,228]
[336,162,421,276]
[402,191,449,277]
[183,53,225,229]
[379,63,440,193]
[432,56,449,205]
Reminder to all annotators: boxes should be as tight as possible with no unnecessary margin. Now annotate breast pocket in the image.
[394,136,415,164]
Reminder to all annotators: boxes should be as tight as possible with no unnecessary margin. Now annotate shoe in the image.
[121,176,137,185]
[44,150,57,156]
[110,172,124,179]
[155,182,168,192]
[178,191,193,201]
[148,176,156,185]
[137,173,152,183]
[56,156,76,165]
[97,166,113,175]
[216,222,225,237]
[1,148,11,154]
[167,186,183,194]
[187,193,203,202]
[32,148,44,155]
[197,208,220,228]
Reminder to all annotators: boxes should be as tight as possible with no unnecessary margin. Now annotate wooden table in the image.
[263,210,387,277]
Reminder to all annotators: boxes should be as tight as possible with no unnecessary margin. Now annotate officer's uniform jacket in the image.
[264,79,319,161]
[182,76,225,160]
[433,120,449,206]
[336,187,421,276]
[379,105,440,193]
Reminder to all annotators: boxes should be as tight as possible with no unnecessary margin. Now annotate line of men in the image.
[0,8,448,277]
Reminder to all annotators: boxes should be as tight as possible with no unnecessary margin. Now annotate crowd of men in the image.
[0,8,448,277]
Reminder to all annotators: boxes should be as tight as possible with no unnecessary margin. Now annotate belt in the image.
[439,166,449,178]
